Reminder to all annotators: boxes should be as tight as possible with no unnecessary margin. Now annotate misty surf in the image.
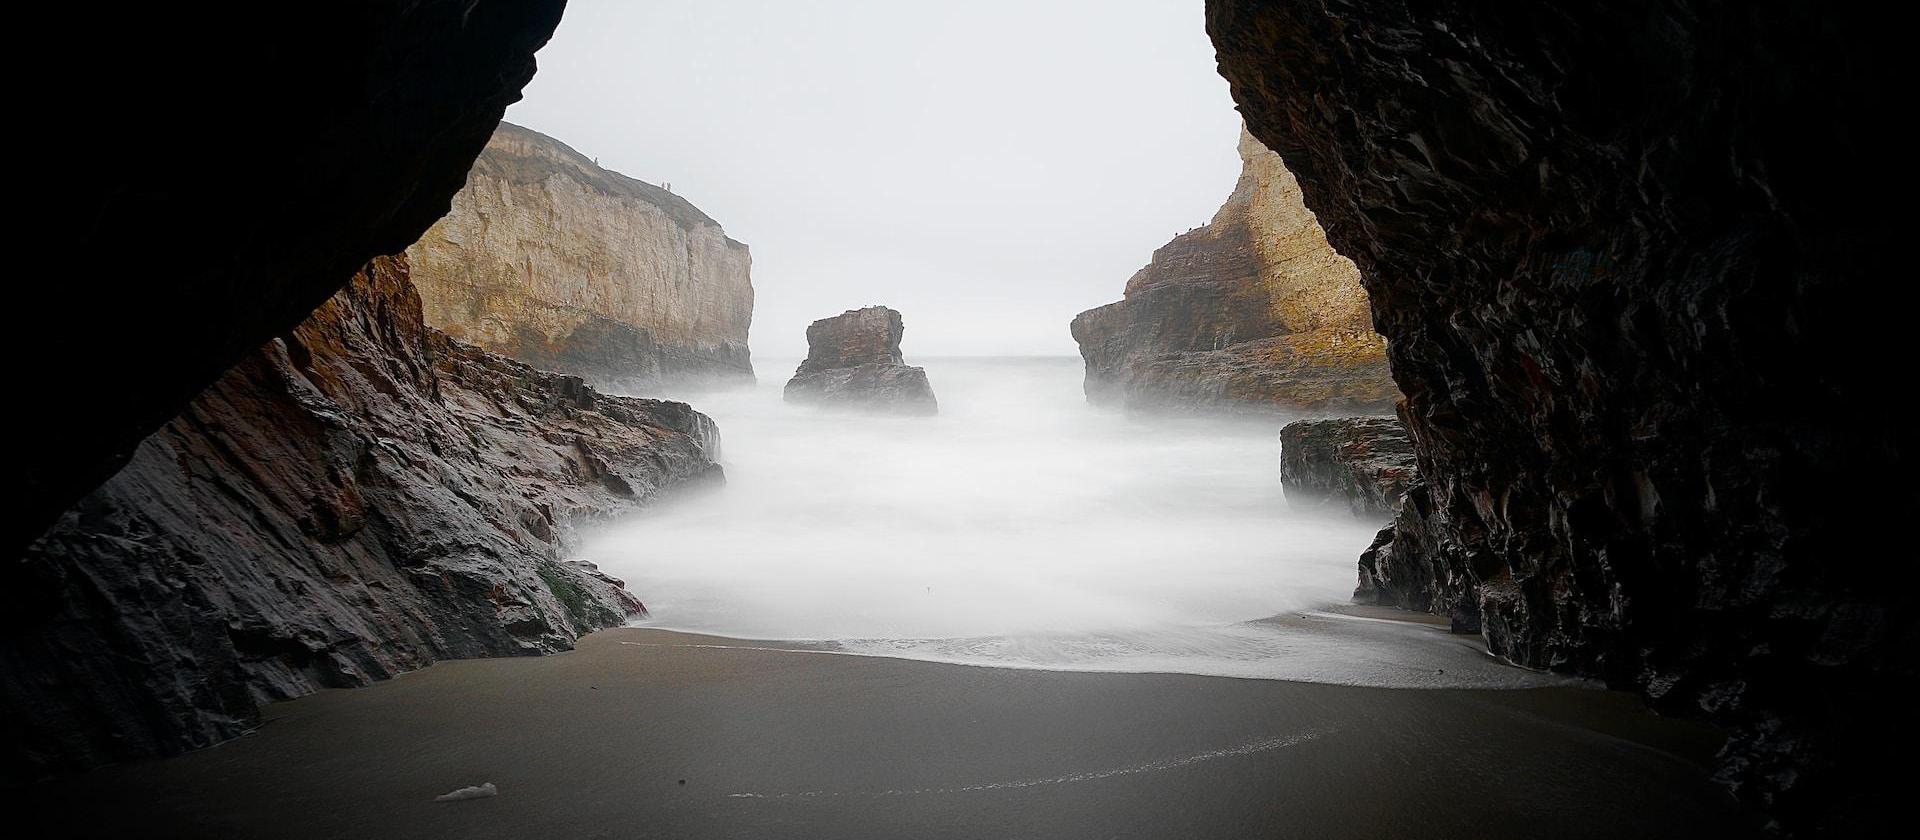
[585,357,1567,689]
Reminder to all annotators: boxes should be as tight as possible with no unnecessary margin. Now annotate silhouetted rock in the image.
[0,256,720,780]
[784,307,938,414]
[1210,0,1904,830]
[17,1,567,558]
[1071,128,1396,414]
[1279,417,1414,519]
[407,122,755,392]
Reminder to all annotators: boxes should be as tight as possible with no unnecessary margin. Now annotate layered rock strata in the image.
[1278,417,1414,520]
[1070,128,1396,414]
[406,122,755,392]
[17,1,566,557]
[1209,0,1904,831]
[784,307,937,414]
[1,256,720,780]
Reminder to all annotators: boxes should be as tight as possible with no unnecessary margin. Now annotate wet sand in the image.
[22,628,1757,839]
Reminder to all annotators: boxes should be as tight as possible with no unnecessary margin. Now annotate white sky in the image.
[506,0,1242,358]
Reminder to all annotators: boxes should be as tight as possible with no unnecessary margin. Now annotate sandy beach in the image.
[22,626,1756,839]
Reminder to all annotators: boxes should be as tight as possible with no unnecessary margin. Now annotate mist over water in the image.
[586,357,1571,689]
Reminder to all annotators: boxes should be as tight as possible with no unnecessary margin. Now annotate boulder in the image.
[1279,416,1414,519]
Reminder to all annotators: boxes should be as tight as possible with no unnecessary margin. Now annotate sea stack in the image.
[784,307,937,414]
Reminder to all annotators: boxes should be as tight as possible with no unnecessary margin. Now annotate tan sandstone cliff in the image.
[406,122,754,393]
[1071,127,1395,413]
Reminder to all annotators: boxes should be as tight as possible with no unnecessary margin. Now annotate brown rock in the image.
[0,256,721,780]
[407,122,755,392]
[784,307,938,414]
[1070,128,1396,414]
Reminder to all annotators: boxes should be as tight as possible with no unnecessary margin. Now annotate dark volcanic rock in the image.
[1071,128,1396,414]
[0,256,720,780]
[784,307,938,414]
[1210,0,1905,831]
[1279,417,1414,519]
[15,1,566,558]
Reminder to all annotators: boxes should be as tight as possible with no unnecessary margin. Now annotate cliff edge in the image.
[407,121,755,393]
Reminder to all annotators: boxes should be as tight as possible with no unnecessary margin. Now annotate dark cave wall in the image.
[14,1,568,559]
[3,256,719,780]
[1208,0,1906,833]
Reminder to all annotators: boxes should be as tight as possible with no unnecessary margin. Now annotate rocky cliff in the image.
[1071,128,1396,414]
[406,122,755,393]
[1,255,720,780]
[1209,0,1905,832]
[17,2,567,559]
[1279,417,1414,520]
[785,307,938,414]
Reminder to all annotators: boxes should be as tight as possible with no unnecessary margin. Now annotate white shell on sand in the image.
[433,782,499,802]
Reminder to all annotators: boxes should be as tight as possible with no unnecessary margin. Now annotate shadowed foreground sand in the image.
[23,628,1757,839]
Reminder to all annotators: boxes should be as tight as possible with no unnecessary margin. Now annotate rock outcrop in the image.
[1,255,720,780]
[784,307,938,414]
[17,2,566,559]
[1070,128,1396,414]
[1209,0,1904,831]
[406,122,755,392]
[1279,417,1414,520]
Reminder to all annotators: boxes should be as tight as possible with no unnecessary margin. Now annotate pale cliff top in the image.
[478,122,742,245]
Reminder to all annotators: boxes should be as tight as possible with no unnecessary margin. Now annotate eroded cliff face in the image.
[406,122,755,393]
[1071,128,1396,414]
[1209,0,1905,831]
[17,2,567,558]
[1,256,720,779]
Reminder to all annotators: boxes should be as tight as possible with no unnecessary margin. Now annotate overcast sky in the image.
[506,0,1242,358]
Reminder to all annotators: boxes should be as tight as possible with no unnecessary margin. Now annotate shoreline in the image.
[24,627,1756,839]
[621,603,1594,691]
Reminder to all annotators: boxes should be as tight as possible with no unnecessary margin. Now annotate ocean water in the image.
[584,357,1574,689]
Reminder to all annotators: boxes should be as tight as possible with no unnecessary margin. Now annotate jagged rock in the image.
[1279,417,1414,519]
[0,256,721,781]
[407,122,755,392]
[17,2,566,557]
[1209,0,1905,831]
[1070,128,1396,414]
[784,307,938,414]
